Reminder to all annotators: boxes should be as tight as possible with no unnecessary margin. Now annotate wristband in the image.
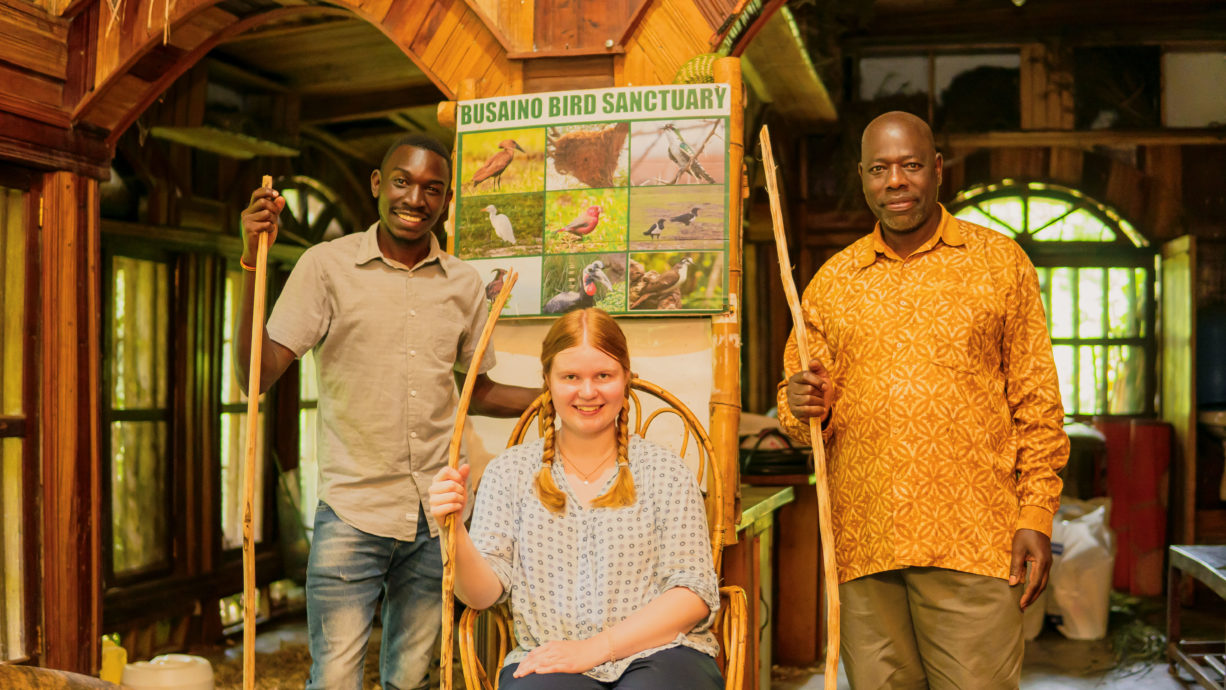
[240,255,257,272]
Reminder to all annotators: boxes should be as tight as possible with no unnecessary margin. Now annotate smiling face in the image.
[858,113,943,239]
[370,144,453,248]
[542,310,630,442]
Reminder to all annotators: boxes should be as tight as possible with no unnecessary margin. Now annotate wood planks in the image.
[1020,43,1074,131]
[0,0,70,118]
[379,0,515,97]
[619,0,713,86]
[533,0,631,52]
[40,170,102,676]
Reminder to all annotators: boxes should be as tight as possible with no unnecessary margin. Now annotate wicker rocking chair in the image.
[457,378,748,690]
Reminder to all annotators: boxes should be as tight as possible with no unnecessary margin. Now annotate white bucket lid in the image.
[122,654,214,689]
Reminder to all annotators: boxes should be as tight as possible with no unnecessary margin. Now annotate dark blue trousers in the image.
[498,646,723,690]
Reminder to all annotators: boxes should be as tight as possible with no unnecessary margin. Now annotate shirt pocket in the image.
[431,317,465,365]
[920,276,1002,376]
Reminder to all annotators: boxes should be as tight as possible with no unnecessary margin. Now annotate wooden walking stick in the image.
[241,174,274,690]
[440,269,518,690]
[759,126,841,689]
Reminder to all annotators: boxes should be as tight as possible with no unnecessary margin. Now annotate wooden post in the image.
[760,126,840,690]
[440,272,518,690]
[711,57,743,545]
[240,175,273,690]
[441,79,477,256]
[40,170,103,675]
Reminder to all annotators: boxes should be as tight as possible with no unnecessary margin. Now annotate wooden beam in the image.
[300,84,443,124]
[0,110,110,179]
[218,15,354,44]
[204,56,289,93]
[101,219,305,265]
[847,0,1226,46]
[301,124,373,163]
[940,129,1226,149]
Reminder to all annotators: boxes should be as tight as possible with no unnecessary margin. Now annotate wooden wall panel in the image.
[0,65,64,111]
[1048,146,1084,186]
[990,147,1046,182]
[40,170,102,675]
[0,0,68,80]
[1020,43,1073,131]
[522,55,613,92]
[533,0,631,53]
[498,0,533,51]
[619,0,711,87]
[1105,157,1147,227]
[1145,145,1183,241]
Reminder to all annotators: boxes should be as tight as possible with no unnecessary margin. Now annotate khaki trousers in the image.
[839,567,1023,690]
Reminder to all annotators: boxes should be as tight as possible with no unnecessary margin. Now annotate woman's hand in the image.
[512,638,607,677]
[428,464,470,520]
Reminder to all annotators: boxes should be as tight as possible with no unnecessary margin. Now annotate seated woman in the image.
[429,308,722,689]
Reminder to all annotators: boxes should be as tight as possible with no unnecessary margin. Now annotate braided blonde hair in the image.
[533,308,635,514]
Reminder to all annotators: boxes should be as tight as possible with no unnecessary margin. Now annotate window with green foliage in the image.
[950,181,1155,416]
[219,267,266,550]
[0,187,29,661]
[105,252,172,576]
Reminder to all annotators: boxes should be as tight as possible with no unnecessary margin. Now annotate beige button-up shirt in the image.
[267,223,495,541]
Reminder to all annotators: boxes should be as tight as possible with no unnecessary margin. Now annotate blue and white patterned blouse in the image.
[468,435,721,682]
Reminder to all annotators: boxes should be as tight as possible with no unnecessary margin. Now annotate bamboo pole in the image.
[440,269,518,690]
[710,57,743,546]
[759,126,840,689]
[241,174,273,690]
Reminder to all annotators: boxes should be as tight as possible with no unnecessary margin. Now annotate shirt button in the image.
[410,390,417,397]
[405,512,414,520]
[410,309,417,316]
[410,350,416,357]
[410,431,418,439]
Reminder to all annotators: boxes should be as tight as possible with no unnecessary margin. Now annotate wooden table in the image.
[1168,545,1226,688]
[743,473,825,667]
[724,485,794,690]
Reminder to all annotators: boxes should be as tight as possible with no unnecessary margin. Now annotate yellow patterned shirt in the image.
[777,206,1069,583]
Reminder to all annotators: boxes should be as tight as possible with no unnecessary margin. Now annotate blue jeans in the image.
[306,502,443,690]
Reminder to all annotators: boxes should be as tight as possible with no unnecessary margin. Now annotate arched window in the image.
[950,181,1155,417]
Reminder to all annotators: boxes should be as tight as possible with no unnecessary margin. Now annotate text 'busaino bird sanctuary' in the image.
[457,85,731,130]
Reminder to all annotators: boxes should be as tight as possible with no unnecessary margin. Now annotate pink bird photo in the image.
[544,188,628,254]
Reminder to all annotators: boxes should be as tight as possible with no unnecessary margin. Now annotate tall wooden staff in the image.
[759,127,840,689]
[440,270,518,690]
[241,174,274,690]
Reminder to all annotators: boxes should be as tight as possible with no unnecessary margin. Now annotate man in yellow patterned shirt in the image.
[778,111,1069,688]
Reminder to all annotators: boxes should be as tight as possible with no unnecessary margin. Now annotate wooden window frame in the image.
[100,243,177,586]
[0,168,42,664]
[950,182,1158,418]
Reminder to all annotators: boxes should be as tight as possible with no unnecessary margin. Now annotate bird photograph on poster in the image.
[455,193,544,259]
[541,253,627,314]
[460,128,546,196]
[544,188,628,254]
[628,185,725,251]
[466,256,543,316]
[627,251,723,311]
[629,119,725,187]
[545,122,631,191]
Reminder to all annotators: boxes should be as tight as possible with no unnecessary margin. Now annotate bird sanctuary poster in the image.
[452,84,731,317]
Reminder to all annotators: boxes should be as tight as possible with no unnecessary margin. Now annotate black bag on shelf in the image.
[739,428,813,476]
